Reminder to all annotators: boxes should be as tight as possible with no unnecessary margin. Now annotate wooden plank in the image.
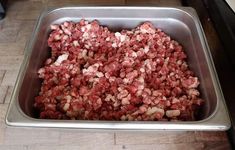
[158,0,182,6]
[47,0,125,7]
[0,43,25,56]
[0,56,23,70]
[121,143,205,150]
[0,86,8,104]
[115,131,196,145]
[3,127,60,145]
[0,21,22,43]
[16,21,35,44]
[27,145,121,150]
[0,145,28,150]
[0,128,4,145]
[203,142,232,150]
[7,1,44,12]
[126,0,181,6]
[6,1,45,20]
[3,128,114,146]
[0,104,8,144]
[0,70,5,84]
[27,142,205,150]
[58,131,114,146]
[16,10,41,20]
[4,86,14,104]
[4,2,42,21]
[195,131,229,142]
[1,70,19,86]
[0,104,8,126]
[126,0,161,5]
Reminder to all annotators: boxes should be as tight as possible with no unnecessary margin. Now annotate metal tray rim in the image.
[5,6,231,131]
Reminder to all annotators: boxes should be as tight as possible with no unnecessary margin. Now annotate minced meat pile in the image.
[34,19,203,121]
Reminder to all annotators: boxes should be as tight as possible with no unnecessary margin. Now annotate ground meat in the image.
[34,20,203,121]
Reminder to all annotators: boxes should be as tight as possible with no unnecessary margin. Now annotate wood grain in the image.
[16,10,41,20]
[3,128,115,146]
[0,43,25,56]
[120,143,205,150]
[27,143,205,150]
[0,20,22,43]
[0,104,8,145]
[13,2,44,20]
[57,131,114,146]
[115,132,196,145]
[0,104,7,127]
[126,0,181,6]
[27,145,122,150]
[203,142,231,150]
[0,70,5,84]
[3,127,61,145]
[0,86,8,104]
[16,21,35,44]
[0,56,23,70]
[195,131,229,142]
[4,86,14,104]
[47,0,126,7]
[7,0,44,11]
[1,70,19,86]
[0,145,28,150]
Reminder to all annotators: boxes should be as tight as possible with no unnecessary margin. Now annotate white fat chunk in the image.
[54,53,69,66]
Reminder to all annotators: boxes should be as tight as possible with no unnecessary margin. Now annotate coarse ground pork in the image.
[34,20,203,121]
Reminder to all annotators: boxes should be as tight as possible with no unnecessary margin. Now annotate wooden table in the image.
[0,0,232,149]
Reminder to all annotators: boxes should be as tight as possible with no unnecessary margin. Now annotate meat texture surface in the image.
[34,20,203,121]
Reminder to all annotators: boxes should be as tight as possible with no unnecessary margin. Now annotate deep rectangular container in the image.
[6,7,231,130]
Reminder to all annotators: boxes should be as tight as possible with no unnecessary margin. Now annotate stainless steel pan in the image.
[6,7,231,130]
